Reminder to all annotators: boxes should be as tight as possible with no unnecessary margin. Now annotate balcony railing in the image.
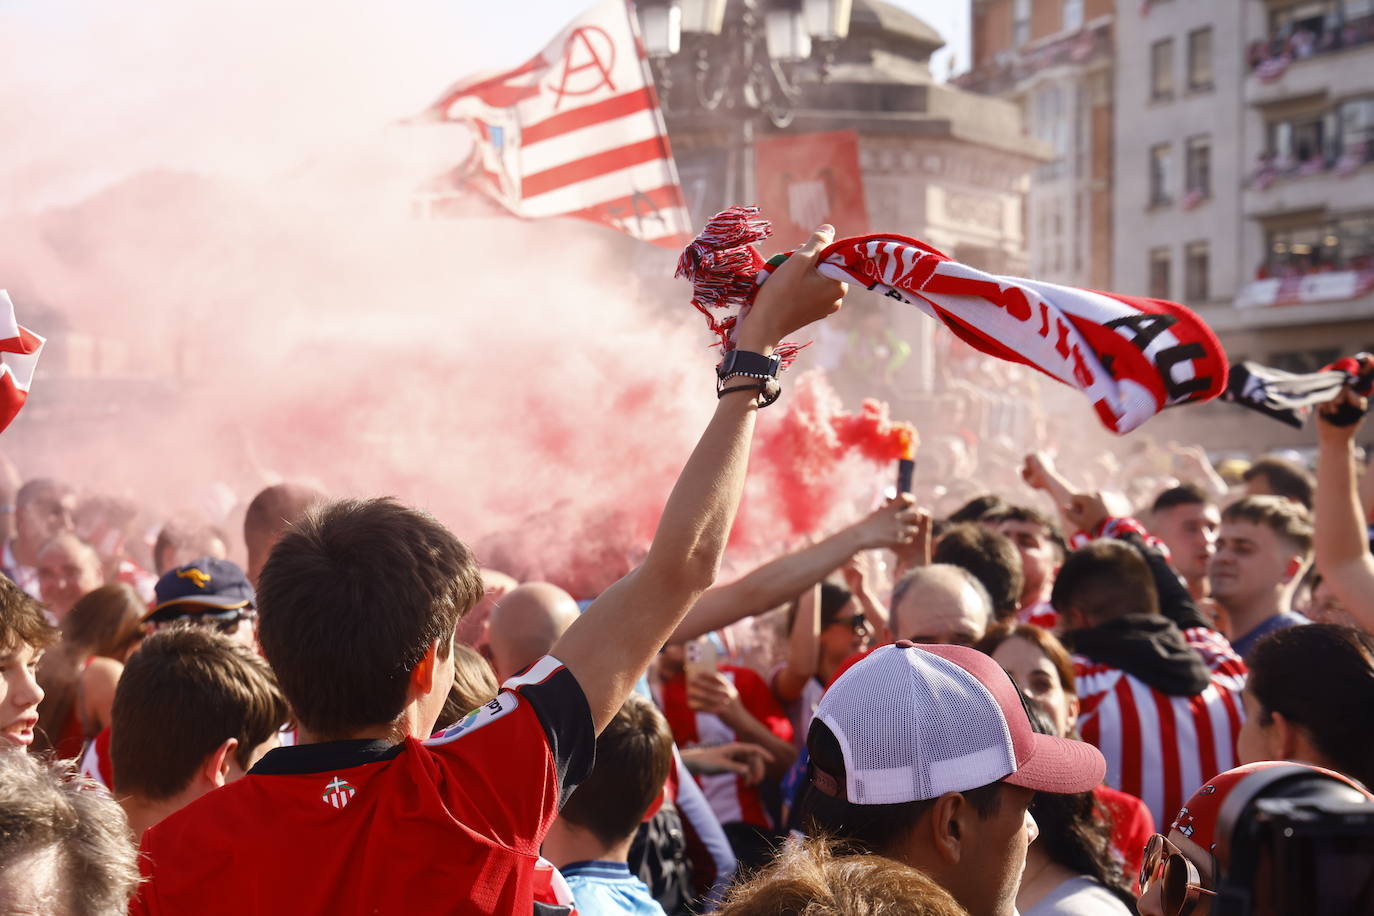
[1248,14,1374,80]
[1247,141,1374,189]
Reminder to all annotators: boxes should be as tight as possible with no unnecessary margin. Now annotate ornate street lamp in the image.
[634,0,851,203]
[636,0,850,124]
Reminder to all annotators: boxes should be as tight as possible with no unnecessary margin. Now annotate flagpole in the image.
[739,116,757,208]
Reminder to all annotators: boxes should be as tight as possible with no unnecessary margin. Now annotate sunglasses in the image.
[211,608,258,635]
[148,607,257,636]
[824,613,867,632]
[1141,834,1216,916]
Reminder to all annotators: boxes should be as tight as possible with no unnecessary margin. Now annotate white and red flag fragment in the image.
[0,291,43,433]
[678,209,1228,435]
[421,0,692,249]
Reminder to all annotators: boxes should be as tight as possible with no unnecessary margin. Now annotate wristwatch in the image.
[716,350,783,407]
[716,350,781,382]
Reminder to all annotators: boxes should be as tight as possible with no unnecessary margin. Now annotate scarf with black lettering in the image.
[677,207,1228,434]
[1222,356,1374,427]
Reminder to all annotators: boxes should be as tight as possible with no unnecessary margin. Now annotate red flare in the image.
[752,372,919,538]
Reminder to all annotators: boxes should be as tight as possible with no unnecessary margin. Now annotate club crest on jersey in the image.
[322,777,357,809]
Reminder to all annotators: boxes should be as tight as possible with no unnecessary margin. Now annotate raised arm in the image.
[1359,458,1374,526]
[1315,385,1374,632]
[772,584,820,704]
[1022,451,1079,529]
[552,227,847,732]
[1169,443,1229,503]
[667,496,921,644]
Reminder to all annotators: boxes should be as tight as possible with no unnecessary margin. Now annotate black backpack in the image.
[628,799,695,916]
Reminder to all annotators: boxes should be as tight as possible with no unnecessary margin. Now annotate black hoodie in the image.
[1062,531,1223,697]
[1065,613,1212,696]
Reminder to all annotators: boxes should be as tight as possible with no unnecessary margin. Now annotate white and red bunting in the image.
[422,0,691,249]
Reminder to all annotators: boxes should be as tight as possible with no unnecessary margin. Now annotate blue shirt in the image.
[560,861,666,916]
[1232,610,1310,659]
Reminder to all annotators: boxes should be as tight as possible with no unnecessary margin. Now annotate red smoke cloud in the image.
[0,1,916,599]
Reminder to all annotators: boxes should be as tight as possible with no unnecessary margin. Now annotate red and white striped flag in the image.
[421,0,692,249]
[0,291,43,433]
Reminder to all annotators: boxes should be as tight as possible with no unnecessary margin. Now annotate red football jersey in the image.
[132,656,593,915]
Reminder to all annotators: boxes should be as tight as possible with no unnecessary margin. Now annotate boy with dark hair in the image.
[1148,483,1219,601]
[931,522,1024,621]
[0,574,56,750]
[1242,455,1315,509]
[131,224,846,915]
[112,626,289,838]
[1212,495,1313,657]
[543,693,676,915]
[984,505,1065,626]
[797,642,1105,916]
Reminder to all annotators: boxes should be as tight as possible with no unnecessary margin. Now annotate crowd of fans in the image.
[2,234,1374,915]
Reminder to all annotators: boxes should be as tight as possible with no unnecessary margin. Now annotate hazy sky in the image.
[0,0,970,206]
[446,2,971,84]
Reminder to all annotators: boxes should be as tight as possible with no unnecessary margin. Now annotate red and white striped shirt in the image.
[1018,600,1059,631]
[1075,627,1247,830]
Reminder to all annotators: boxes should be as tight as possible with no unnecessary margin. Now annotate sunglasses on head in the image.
[1141,833,1216,916]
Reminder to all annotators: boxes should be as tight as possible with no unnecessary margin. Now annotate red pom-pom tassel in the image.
[677,206,809,368]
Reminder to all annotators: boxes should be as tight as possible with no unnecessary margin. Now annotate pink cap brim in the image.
[1003,733,1106,795]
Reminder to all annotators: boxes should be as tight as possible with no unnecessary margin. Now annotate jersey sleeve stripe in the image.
[504,655,568,690]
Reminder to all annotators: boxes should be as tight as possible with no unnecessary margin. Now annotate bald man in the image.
[242,483,325,586]
[35,533,104,622]
[890,564,994,649]
[484,582,581,682]
[454,568,518,648]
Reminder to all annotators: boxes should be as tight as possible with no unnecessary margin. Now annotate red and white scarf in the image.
[678,208,1228,434]
[0,291,43,434]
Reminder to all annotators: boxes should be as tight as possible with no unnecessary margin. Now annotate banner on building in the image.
[419,0,691,248]
[1235,269,1374,309]
[754,130,870,242]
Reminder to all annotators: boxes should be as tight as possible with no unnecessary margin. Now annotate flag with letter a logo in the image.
[422,0,691,248]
